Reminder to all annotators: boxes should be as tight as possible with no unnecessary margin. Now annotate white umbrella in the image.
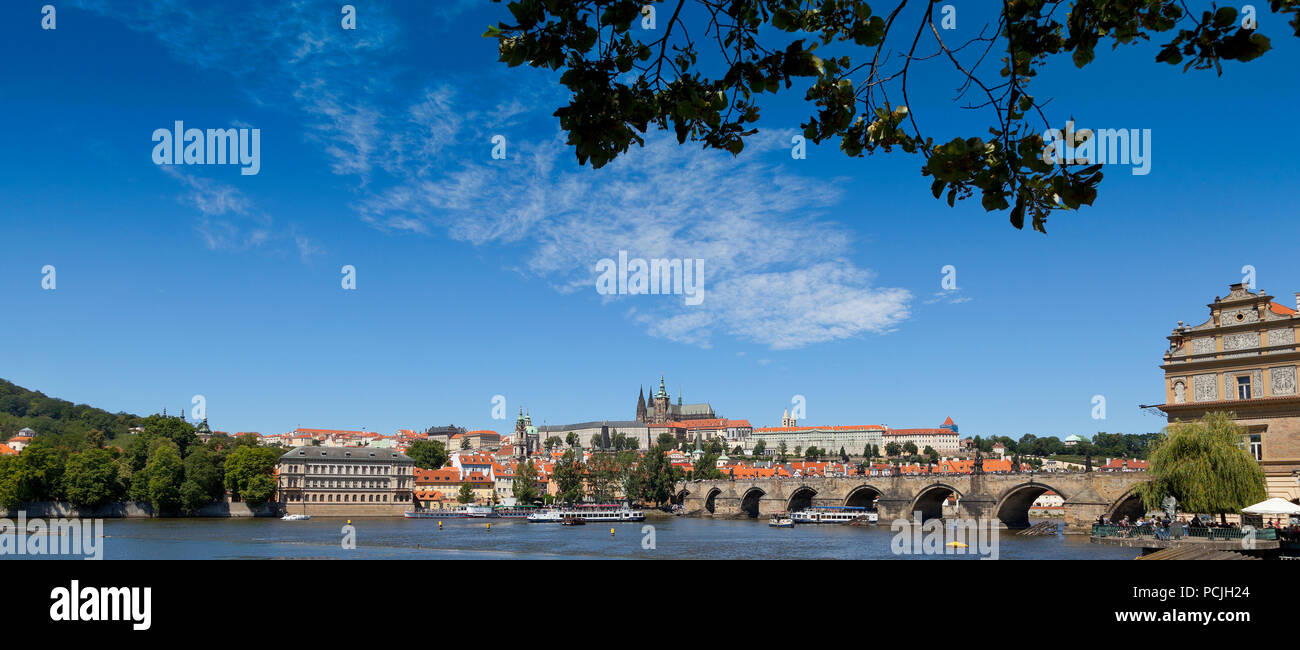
[1241,498,1300,516]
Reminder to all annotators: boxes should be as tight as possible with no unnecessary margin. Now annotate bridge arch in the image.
[740,487,765,518]
[844,485,884,509]
[786,486,817,512]
[994,482,1067,530]
[704,487,722,515]
[674,488,689,505]
[1106,486,1149,523]
[910,483,962,522]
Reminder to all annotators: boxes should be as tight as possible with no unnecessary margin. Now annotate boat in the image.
[490,505,540,518]
[769,514,794,528]
[527,504,646,523]
[464,505,495,518]
[405,505,540,519]
[791,506,877,525]
[560,515,586,526]
[404,506,473,519]
[281,513,311,521]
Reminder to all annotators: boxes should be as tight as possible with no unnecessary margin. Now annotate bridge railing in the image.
[1091,524,1277,541]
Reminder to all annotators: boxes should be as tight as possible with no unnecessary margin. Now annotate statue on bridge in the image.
[972,449,984,475]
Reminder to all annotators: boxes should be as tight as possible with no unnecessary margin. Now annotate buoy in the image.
[610,527,615,536]
[438,521,443,529]
[487,522,491,531]
[946,541,968,548]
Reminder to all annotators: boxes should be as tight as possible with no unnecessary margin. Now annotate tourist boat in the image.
[526,504,646,523]
[560,515,586,526]
[281,513,311,521]
[769,514,794,528]
[490,505,539,518]
[464,505,495,518]
[405,505,540,519]
[791,506,877,525]
[404,506,473,519]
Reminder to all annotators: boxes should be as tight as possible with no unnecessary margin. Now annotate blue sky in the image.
[1,1,1297,440]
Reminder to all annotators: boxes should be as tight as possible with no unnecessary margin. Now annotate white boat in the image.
[527,505,646,523]
[769,515,794,528]
[791,507,876,524]
[281,513,312,521]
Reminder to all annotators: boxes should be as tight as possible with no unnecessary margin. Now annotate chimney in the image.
[1295,292,1299,312]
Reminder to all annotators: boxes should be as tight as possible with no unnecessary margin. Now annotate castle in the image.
[635,375,716,424]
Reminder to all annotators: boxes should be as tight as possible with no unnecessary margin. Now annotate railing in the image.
[1091,524,1277,541]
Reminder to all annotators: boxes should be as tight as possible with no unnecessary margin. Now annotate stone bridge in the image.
[676,472,1149,534]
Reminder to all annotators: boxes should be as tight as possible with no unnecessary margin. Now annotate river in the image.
[11,515,1139,560]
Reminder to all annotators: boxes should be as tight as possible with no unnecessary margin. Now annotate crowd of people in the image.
[1095,514,1300,541]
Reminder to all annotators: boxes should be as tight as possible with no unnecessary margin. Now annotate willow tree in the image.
[1139,412,1267,522]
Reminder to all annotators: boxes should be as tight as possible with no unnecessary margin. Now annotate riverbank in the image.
[4,500,278,519]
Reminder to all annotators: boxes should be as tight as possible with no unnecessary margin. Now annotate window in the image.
[1237,376,1252,400]
[1249,434,1262,461]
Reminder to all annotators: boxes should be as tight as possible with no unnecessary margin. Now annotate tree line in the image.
[506,443,686,507]
[0,378,145,442]
[0,414,281,514]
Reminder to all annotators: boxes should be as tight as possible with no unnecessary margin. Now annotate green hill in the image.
[0,378,144,443]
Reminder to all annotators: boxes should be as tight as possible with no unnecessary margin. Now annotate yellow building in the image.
[1155,283,1300,501]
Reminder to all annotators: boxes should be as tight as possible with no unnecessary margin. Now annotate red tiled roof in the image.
[414,468,462,483]
[884,428,957,436]
[1100,458,1149,470]
[1270,302,1297,316]
[0,444,16,456]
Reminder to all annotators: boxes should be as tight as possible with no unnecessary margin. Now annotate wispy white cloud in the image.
[160,166,321,261]
[94,0,912,349]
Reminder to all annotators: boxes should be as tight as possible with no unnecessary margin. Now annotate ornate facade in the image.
[512,408,539,459]
[1157,283,1300,501]
[276,446,416,516]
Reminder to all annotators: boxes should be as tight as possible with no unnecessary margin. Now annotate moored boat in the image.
[791,506,877,525]
[527,504,646,523]
[769,514,794,528]
[404,506,473,519]
[281,513,311,521]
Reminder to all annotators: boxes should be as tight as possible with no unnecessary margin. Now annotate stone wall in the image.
[4,498,278,518]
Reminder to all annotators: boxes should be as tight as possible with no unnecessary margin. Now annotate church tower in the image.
[782,409,795,427]
[651,375,670,424]
[636,386,647,422]
[514,408,528,459]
